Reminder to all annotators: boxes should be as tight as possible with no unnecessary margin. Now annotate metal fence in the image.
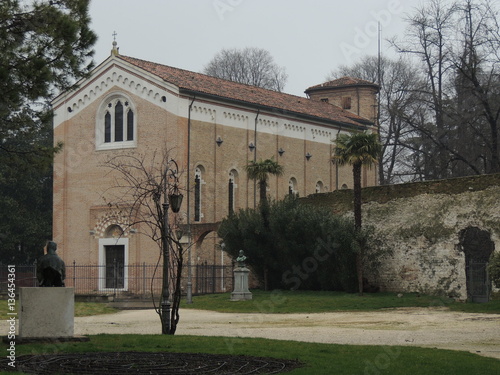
[0,263,233,299]
[195,262,233,295]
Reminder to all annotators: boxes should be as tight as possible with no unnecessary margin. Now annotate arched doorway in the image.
[459,227,495,302]
[99,224,128,291]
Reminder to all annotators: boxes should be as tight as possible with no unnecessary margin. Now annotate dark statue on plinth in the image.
[236,250,247,268]
[37,241,66,287]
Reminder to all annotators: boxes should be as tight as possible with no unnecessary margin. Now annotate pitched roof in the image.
[117,55,373,128]
[305,77,379,93]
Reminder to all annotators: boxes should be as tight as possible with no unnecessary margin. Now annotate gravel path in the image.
[75,307,500,360]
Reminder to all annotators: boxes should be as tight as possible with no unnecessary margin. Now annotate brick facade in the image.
[52,50,378,292]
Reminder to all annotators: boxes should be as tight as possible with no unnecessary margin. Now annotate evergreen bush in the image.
[218,197,378,291]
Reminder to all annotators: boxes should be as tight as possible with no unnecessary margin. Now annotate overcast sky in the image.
[89,0,424,97]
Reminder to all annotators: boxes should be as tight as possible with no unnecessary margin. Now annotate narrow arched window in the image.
[194,167,202,222]
[316,181,324,193]
[104,112,111,143]
[127,110,134,141]
[114,101,124,142]
[289,178,298,196]
[228,170,238,215]
[228,176,234,215]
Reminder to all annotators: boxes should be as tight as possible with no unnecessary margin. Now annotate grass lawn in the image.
[181,289,500,314]
[0,301,117,317]
[72,302,118,317]
[2,334,500,375]
[448,299,500,313]
[2,290,498,317]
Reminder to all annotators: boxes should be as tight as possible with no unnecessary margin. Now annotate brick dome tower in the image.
[305,77,379,125]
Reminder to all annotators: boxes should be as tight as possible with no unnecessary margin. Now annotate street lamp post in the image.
[161,199,170,334]
[161,159,183,335]
[186,236,193,304]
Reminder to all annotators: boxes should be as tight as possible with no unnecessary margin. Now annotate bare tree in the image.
[391,0,500,178]
[327,2,499,183]
[203,47,288,92]
[329,56,423,184]
[391,0,459,179]
[451,0,500,174]
[103,149,188,335]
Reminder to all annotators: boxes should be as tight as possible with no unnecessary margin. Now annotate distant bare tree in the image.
[451,0,500,174]
[391,0,458,180]
[391,0,500,178]
[203,47,288,92]
[329,56,422,184]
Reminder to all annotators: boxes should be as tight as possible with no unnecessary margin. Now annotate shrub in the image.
[218,197,375,291]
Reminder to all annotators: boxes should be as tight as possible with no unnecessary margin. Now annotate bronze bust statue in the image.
[236,250,247,268]
[37,241,66,287]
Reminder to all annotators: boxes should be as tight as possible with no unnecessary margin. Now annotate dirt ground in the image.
[74,307,500,360]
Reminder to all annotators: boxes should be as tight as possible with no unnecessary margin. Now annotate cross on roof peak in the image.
[111,31,119,56]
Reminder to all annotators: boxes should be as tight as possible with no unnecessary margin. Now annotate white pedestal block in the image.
[19,287,74,338]
[231,267,252,301]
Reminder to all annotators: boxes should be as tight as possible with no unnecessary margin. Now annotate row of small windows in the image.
[194,167,325,222]
[98,97,332,220]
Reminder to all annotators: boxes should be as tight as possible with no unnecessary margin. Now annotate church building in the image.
[51,42,379,293]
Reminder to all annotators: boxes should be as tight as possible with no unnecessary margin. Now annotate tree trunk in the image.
[264,266,268,291]
[353,163,362,230]
[259,180,267,204]
[170,247,183,335]
[258,179,271,291]
[353,162,363,295]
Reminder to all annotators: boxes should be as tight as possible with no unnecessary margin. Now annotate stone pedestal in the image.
[19,287,74,339]
[231,267,252,301]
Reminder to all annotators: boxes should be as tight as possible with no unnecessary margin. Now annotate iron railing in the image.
[0,263,233,298]
[195,261,233,295]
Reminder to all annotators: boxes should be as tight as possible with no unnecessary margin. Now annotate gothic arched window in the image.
[97,94,136,150]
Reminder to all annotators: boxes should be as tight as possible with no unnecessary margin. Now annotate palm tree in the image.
[245,157,284,207]
[333,131,381,295]
[245,157,284,290]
